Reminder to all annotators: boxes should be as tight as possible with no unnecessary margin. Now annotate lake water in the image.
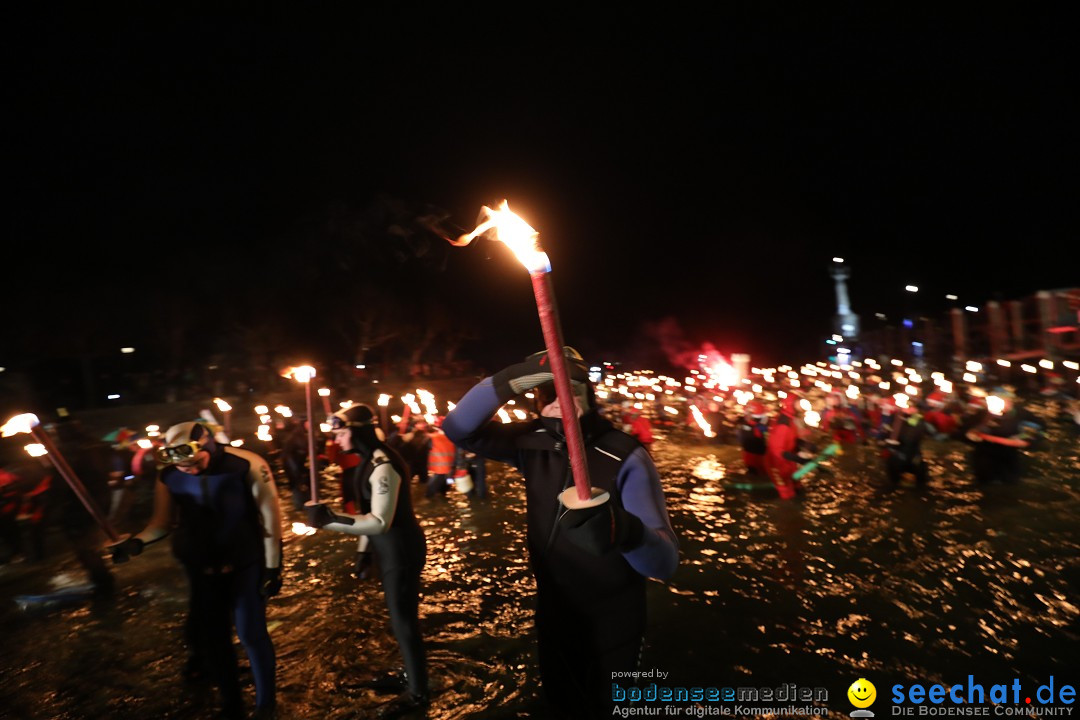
[1,400,1077,719]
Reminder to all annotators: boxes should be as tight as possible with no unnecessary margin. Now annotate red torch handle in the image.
[32,429,121,544]
[530,271,592,502]
[305,382,319,504]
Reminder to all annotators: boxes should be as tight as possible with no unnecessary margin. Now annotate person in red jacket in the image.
[620,404,655,449]
[425,420,457,499]
[820,392,864,445]
[765,395,813,500]
[923,390,960,438]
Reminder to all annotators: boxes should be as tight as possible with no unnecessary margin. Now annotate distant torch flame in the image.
[452,200,551,274]
[689,405,716,438]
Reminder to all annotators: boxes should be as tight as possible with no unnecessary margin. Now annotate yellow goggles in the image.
[156,441,202,465]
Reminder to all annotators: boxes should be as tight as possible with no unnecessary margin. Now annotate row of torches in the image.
[4,355,1075,496]
[4,195,1078,539]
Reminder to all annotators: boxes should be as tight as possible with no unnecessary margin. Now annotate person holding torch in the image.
[109,420,282,720]
[304,404,430,713]
[443,347,679,719]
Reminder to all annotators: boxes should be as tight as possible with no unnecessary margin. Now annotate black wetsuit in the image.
[344,444,428,696]
[516,415,648,718]
[967,410,1031,485]
[883,414,931,486]
[51,435,115,594]
[444,379,679,720]
[160,446,275,715]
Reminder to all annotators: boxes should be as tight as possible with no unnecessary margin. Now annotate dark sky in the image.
[6,10,1079,377]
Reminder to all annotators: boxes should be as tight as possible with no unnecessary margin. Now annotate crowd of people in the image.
[679,367,1073,498]
[0,346,684,719]
[1,349,1077,718]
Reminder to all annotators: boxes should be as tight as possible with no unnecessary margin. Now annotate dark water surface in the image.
[2,406,1078,719]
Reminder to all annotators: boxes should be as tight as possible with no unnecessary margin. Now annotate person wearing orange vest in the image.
[425,420,457,499]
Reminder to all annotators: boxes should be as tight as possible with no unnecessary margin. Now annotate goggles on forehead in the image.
[156,441,202,465]
[328,414,375,431]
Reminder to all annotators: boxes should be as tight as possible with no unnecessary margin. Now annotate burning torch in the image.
[2,413,121,544]
[377,394,391,434]
[213,397,232,439]
[282,366,320,506]
[452,201,600,508]
[318,388,333,417]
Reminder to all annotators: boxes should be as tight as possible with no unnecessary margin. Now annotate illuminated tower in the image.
[830,259,860,341]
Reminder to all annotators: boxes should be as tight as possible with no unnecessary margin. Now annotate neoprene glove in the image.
[109,537,144,564]
[260,566,283,599]
[354,551,375,580]
[492,347,589,403]
[306,503,355,529]
[560,502,645,556]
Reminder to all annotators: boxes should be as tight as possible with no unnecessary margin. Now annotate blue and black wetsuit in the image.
[444,379,679,719]
[160,445,276,715]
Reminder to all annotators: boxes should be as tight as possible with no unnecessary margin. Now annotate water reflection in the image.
[0,403,1077,718]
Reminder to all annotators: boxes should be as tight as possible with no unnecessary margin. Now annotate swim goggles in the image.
[155,441,202,465]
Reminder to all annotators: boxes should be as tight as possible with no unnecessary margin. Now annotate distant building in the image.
[856,287,1080,370]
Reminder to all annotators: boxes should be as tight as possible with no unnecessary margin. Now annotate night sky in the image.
[6,11,1079,384]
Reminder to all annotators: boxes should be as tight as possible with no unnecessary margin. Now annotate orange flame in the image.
[453,200,551,274]
[282,366,316,383]
[688,405,716,438]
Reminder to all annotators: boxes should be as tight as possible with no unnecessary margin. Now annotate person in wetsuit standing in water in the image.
[443,346,679,719]
[305,403,430,713]
[110,420,282,719]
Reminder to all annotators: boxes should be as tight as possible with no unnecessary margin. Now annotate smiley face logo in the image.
[848,678,877,708]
